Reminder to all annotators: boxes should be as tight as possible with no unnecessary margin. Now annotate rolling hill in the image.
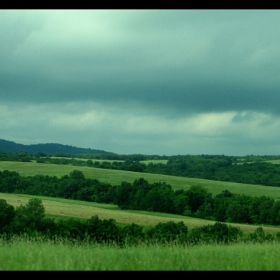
[0,139,113,155]
[1,160,280,200]
[1,192,280,234]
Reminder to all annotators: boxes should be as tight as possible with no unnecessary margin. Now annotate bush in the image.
[187,222,243,245]
[145,221,188,244]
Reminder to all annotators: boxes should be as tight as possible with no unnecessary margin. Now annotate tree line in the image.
[1,169,280,226]
[1,198,277,246]
[2,152,280,187]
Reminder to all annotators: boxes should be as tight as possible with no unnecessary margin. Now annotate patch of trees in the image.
[35,154,280,187]
[2,198,276,246]
[0,151,33,162]
[162,156,280,187]
[1,170,280,227]
[114,180,280,226]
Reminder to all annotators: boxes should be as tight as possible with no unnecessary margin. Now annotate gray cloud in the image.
[1,10,280,155]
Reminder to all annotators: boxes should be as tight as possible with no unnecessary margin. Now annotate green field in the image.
[236,159,280,165]
[263,160,280,164]
[1,161,280,200]
[1,236,280,270]
[49,157,168,165]
[2,159,280,271]
[49,157,124,163]
[1,192,280,234]
[1,160,280,235]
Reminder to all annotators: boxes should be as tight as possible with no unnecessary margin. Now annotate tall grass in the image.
[1,236,280,270]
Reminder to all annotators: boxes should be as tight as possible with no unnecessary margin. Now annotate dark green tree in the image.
[122,223,144,243]
[186,185,212,214]
[226,194,252,223]
[195,202,214,220]
[188,222,242,244]
[12,198,46,233]
[69,170,85,180]
[0,199,15,233]
[213,190,235,222]
[85,215,122,244]
[270,201,280,225]
[173,191,190,215]
[143,183,175,213]
[113,182,135,209]
[146,221,188,243]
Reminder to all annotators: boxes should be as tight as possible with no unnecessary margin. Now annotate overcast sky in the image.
[1,10,280,156]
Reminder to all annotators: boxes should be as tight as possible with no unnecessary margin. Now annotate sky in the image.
[1,9,280,156]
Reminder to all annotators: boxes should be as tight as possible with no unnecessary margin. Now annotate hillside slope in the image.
[0,139,112,155]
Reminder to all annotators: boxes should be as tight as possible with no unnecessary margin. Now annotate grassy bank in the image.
[1,236,280,270]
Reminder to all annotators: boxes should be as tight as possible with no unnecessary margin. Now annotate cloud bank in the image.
[1,10,280,155]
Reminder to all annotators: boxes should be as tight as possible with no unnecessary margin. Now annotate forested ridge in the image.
[0,139,112,155]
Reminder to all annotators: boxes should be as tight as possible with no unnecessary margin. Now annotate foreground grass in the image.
[1,237,280,270]
[1,192,280,234]
[1,161,280,200]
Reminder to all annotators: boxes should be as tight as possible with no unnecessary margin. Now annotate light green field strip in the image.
[49,157,124,163]
[49,157,168,165]
[1,161,280,200]
[236,159,280,165]
[139,160,168,165]
[263,160,280,164]
[1,192,280,234]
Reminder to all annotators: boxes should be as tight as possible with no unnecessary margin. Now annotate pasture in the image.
[2,159,280,271]
[1,161,280,200]
[1,192,280,234]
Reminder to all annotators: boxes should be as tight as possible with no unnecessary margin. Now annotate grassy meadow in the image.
[2,160,280,270]
[1,236,280,270]
[1,192,280,235]
[1,161,280,200]
[1,159,280,234]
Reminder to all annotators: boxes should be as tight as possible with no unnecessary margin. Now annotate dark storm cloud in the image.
[1,10,280,155]
[1,10,280,113]
[2,66,279,117]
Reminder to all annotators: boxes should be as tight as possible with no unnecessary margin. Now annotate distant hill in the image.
[0,139,113,155]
